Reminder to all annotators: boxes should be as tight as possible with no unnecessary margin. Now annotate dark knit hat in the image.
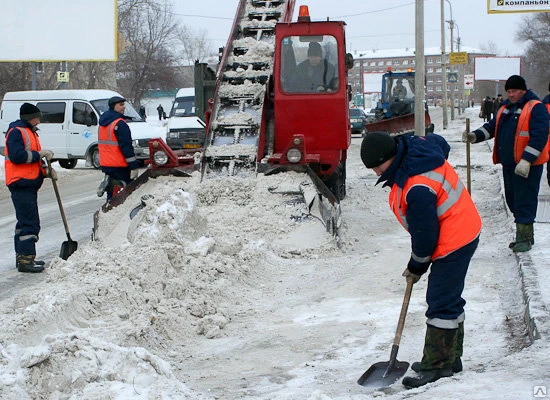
[360,131,397,168]
[20,103,41,121]
[108,96,126,109]
[504,75,526,91]
[308,42,322,57]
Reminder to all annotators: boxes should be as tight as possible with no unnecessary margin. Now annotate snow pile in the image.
[0,168,337,399]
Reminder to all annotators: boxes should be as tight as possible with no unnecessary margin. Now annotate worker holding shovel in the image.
[360,132,481,388]
[4,103,57,273]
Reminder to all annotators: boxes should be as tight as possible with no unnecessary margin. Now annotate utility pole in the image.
[446,0,455,121]
[440,0,448,129]
[415,0,425,136]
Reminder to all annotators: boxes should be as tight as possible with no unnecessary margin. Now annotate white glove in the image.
[514,159,531,178]
[39,150,54,160]
[46,167,57,181]
[130,169,139,180]
[462,131,476,144]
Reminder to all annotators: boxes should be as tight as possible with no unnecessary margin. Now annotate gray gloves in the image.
[514,159,531,178]
[402,268,421,284]
[39,149,54,160]
[46,166,57,181]
[462,131,476,144]
[130,169,139,180]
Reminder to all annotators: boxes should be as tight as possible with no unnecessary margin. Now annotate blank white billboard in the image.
[363,73,384,94]
[474,57,521,81]
[0,0,117,62]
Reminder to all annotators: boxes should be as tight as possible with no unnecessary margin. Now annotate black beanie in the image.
[108,96,126,110]
[360,131,397,168]
[504,75,526,91]
[308,42,322,57]
[20,103,41,120]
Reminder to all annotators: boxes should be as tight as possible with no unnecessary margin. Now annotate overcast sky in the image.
[174,0,530,56]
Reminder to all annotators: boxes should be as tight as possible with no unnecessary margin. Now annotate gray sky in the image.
[174,0,530,56]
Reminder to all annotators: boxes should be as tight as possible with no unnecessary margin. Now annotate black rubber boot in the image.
[17,255,45,273]
[402,325,457,389]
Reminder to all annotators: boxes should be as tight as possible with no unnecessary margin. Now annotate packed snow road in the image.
[0,107,548,399]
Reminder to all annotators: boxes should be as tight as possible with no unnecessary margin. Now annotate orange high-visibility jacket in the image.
[4,127,44,186]
[494,99,549,165]
[98,118,128,167]
[389,160,482,261]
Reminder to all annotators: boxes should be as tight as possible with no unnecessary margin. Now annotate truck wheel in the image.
[58,159,78,169]
[91,147,101,169]
[326,162,346,201]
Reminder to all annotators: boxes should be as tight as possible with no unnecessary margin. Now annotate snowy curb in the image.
[515,254,550,341]
[486,140,548,343]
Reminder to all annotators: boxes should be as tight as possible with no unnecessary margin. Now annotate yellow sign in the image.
[449,52,468,65]
[57,71,69,82]
[488,0,550,13]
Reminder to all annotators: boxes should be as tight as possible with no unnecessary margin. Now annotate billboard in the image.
[0,0,117,62]
[362,72,384,94]
[487,0,550,14]
[474,57,521,81]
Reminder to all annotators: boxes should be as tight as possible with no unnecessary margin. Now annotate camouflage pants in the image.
[419,324,461,370]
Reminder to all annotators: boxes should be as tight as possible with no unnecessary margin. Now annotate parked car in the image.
[349,108,368,136]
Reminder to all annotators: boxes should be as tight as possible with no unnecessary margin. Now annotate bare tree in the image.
[175,25,214,66]
[516,14,550,97]
[117,0,180,106]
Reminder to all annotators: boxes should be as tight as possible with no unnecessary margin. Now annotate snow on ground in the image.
[0,107,549,399]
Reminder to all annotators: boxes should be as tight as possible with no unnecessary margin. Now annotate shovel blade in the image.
[357,360,409,388]
[60,240,78,260]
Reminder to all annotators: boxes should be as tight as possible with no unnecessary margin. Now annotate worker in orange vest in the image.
[5,103,57,273]
[361,131,481,388]
[97,96,139,201]
[464,75,549,252]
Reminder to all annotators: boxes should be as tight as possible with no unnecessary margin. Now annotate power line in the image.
[335,2,416,18]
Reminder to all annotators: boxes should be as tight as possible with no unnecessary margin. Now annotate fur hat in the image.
[108,96,126,110]
[360,132,398,168]
[504,75,527,91]
[20,103,41,121]
[307,42,322,57]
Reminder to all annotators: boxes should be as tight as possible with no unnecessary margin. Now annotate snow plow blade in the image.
[101,167,193,213]
[365,111,433,136]
[262,164,341,237]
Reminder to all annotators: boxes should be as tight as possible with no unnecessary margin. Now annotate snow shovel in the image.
[357,278,413,388]
[47,160,78,260]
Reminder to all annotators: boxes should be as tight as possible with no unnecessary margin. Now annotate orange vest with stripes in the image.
[4,127,44,186]
[389,160,482,260]
[494,100,549,165]
[98,118,128,167]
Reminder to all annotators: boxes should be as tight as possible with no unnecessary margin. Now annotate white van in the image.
[0,89,166,169]
[165,88,206,150]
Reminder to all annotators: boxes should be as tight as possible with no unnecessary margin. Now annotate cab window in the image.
[72,102,97,126]
[280,35,339,94]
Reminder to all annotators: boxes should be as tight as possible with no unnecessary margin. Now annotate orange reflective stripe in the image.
[389,161,482,260]
[4,127,44,186]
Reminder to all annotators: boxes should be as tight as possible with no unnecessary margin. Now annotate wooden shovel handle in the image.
[393,278,414,347]
[46,159,72,241]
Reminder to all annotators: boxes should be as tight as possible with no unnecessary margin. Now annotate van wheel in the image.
[58,159,77,169]
[91,147,101,169]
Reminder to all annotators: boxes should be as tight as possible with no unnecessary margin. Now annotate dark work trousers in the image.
[10,186,41,256]
[425,237,479,327]
[502,163,543,224]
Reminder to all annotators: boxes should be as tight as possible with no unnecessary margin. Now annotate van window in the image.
[90,98,142,122]
[72,102,97,126]
[36,102,65,124]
